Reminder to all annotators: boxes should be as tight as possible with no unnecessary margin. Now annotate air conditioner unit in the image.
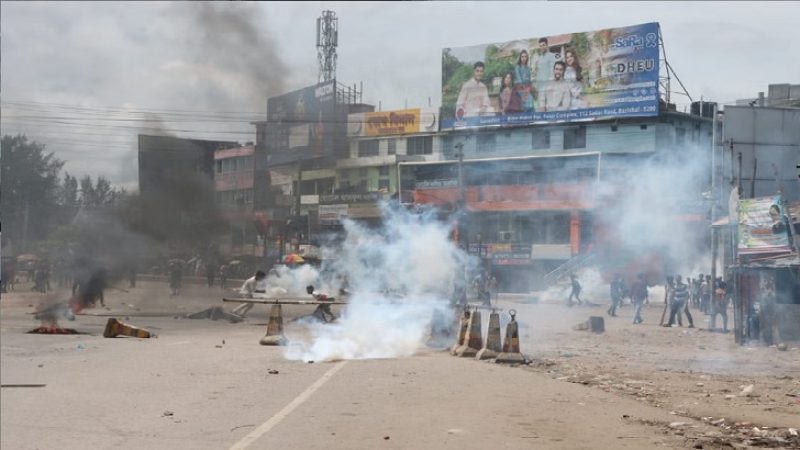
[498,231,513,242]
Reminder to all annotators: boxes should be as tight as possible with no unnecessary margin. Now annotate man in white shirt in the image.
[231,270,267,317]
[455,62,494,118]
[538,61,573,112]
[531,37,558,83]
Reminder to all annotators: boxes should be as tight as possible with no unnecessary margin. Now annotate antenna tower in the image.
[316,10,338,83]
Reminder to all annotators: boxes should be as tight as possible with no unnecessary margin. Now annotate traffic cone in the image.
[450,308,470,355]
[259,304,287,346]
[476,309,502,360]
[455,308,483,358]
[496,309,525,364]
[427,307,455,348]
[103,318,152,338]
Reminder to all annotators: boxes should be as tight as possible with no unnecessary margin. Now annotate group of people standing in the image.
[601,271,730,332]
[456,37,588,118]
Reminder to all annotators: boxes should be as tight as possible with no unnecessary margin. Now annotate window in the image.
[359,179,368,192]
[378,166,390,176]
[610,125,618,132]
[563,126,586,150]
[216,160,223,173]
[378,179,390,191]
[407,136,433,155]
[387,139,397,155]
[358,140,379,157]
[359,168,368,177]
[477,134,496,152]
[640,124,648,130]
[531,129,550,150]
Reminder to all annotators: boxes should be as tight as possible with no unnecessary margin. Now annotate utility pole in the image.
[454,142,467,306]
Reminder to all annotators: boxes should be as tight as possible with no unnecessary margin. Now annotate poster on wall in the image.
[737,195,793,256]
[441,22,660,130]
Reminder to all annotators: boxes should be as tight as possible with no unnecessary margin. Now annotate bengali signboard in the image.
[737,195,793,256]
[364,109,421,136]
[441,22,660,130]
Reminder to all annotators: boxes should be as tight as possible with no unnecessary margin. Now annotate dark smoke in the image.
[175,2,287,111]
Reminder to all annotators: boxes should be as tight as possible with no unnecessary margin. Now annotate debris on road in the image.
[103,318,153,338]
[185,306,242,323]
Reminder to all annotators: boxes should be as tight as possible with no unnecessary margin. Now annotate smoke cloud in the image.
[284,203,470,362]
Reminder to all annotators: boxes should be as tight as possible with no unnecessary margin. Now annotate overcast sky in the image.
[2,1,798,189]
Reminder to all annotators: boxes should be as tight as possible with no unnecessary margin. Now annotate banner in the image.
[441,22,660,130]
[738,195,793,255]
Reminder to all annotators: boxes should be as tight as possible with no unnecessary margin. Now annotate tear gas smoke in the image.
[284,203,471,362]
[594,146,711,279]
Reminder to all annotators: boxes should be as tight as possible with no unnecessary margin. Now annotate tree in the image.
[1,134,64,252]
[79,175,121,208]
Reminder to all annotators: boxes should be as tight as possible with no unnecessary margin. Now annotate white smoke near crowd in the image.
[592,145,713,285]
[284,203,470,362]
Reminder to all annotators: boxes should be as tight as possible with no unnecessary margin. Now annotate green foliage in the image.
[569,32,591,61]
[1,134,63,251]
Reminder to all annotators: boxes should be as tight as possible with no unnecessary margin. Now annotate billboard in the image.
[348,108,438,137]
[737,195,793,256]
[365,109,421,136]
[441,22,660,130]
[266,81,337,161]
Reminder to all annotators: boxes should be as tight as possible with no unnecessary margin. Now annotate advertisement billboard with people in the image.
[441,22,660,130]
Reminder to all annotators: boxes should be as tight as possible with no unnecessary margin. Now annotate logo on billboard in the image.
[440,22,660,130]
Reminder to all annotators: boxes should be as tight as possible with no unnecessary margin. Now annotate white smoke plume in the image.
[284,203,469,362]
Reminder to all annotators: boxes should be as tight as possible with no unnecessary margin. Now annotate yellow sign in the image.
[364,109,420,136]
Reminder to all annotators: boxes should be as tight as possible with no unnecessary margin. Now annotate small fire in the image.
[27,326,80,335]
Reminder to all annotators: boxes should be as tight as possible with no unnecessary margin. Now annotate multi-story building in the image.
[213,144,260,260]
[316,107,441,229]
[404,105,713,292]
[255,80,369,263]
[137,134,236,254]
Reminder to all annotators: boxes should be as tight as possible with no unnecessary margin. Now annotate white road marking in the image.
[166,340,191,346]
[228,360,347,450]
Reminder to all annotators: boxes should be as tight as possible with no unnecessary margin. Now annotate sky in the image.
[2,1,798,189]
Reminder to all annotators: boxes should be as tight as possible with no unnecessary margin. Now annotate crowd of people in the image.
[567,271,732,332]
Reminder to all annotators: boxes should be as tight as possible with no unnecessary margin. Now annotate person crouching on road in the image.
[307,284,336,323]
[231,270,267,318]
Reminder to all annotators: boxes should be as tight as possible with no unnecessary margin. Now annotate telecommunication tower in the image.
[316,10,338,83]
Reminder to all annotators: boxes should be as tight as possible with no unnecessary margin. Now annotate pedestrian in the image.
[128,263,137,288]
[665,275,693,327]
[218,263,228,290]
[709,277,729,332]
[608,273,623,317]
[631,273,648,324]
[205,260,216,288]
[567,272,582,307]
[659,275,673,326]
[701,274,712,314]
[168,260,183,297]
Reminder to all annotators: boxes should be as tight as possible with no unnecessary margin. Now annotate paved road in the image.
[0,282,740,449]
